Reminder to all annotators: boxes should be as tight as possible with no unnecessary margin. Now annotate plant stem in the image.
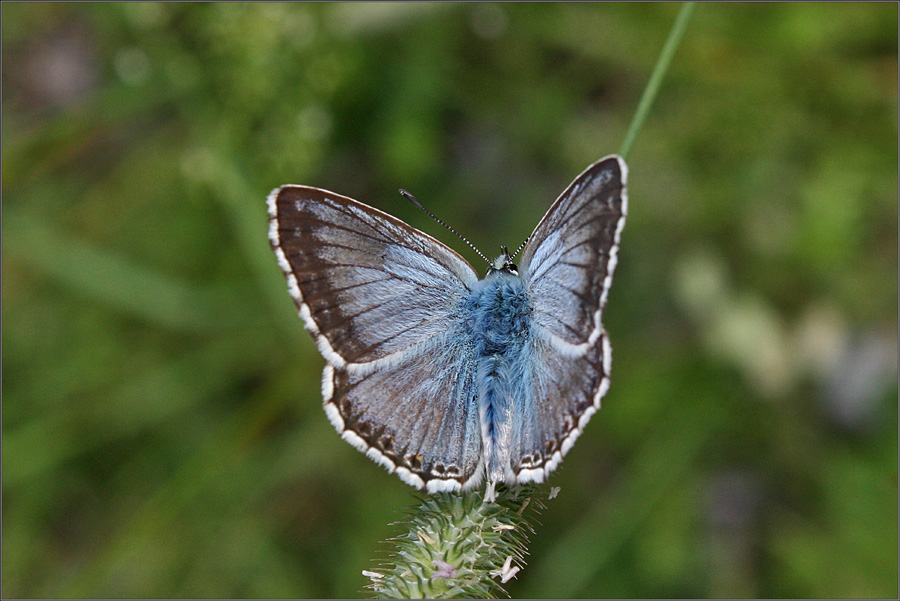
[619,2,696,160]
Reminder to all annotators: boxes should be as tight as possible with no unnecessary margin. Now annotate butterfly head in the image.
[487,246,518,276]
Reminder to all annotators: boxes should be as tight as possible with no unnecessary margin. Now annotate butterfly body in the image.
[466,264,534,484]
[268,155,627,493]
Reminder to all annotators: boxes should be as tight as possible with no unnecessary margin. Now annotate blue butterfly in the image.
[268,155,627,493]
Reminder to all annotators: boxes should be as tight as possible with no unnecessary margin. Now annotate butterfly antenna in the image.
[511,235,529,260]
[399,189,492,265]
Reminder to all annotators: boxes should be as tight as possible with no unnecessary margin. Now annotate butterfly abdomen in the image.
[465,272,533,483]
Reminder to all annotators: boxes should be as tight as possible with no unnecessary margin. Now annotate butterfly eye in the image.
[487,247,519,276]
[486,262,518,276]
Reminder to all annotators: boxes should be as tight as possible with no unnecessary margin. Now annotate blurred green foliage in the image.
[2,3,896,598]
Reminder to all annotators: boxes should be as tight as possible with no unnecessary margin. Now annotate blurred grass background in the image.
[2,3,897,598]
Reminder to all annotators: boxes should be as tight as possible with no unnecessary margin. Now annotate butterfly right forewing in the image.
[511,155,628,484]
[521,156,627,351]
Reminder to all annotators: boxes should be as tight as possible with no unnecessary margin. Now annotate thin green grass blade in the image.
[619,2,696,160]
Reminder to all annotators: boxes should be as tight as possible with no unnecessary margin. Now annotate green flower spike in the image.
[366,486,549,599]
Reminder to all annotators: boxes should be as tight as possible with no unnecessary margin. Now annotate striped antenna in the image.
[510,235,529,260]
[399,189,492,266]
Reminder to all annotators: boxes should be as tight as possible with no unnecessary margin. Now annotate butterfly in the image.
[268,155,627,493]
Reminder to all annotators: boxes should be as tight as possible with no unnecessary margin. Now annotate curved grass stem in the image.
[619,2,696,160]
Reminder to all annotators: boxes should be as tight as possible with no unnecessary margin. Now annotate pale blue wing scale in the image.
[268,185,482,490]
[324,328,483,491]
[520,155,627,354]
[268,185,478,369]
[511,155,627,483]
[507,329,612,483]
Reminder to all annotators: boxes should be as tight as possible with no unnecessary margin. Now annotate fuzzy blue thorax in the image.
[465,264,533,483]
[468,271,530,353]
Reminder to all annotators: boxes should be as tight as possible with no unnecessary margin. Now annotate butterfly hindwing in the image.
[512,155,627,483]
[324,331,484,492]
[508,329,612,483]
